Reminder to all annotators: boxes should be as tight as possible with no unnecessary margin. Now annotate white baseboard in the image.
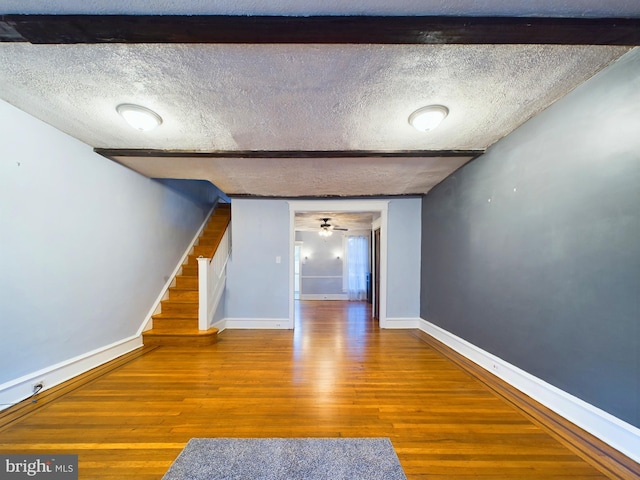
[418,318,640,463]
[383,317,420,329]
[0,335,142,412]
[224,318,292,329]
[211,318,227,333]
[299,294,348,301]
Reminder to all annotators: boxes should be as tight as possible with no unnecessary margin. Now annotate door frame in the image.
[294,241,303,300]
[287,199,389,328]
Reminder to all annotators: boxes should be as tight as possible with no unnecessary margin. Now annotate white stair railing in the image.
[197,225,230,330]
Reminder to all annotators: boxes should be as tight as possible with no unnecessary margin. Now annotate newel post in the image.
[197,256,209,331]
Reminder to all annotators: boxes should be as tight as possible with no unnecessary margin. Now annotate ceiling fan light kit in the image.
[318,217,349,236]
[319,218,333,237]
[409,105,449,132]
[116,103,163,131]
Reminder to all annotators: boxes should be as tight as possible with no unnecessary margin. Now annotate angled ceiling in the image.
[1,1,639,200]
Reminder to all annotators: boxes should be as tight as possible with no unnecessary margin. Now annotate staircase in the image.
[143,203,231,347]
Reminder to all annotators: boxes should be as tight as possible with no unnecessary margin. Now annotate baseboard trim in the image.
[224,318,292,329]
[0,335,143,414]
[211,318,226,333]
[299,294,348,301]
[0,344,156,432]
[416,318,640,478]
[383,317,420,329]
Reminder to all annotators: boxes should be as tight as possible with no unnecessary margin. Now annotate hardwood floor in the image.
[0,301,610,479]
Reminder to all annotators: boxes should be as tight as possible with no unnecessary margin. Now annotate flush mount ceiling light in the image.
[409,105,449,132]
[116,103,162,131]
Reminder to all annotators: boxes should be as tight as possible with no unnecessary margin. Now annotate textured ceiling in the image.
[0,1,636,197]
[295,212,376,232]
[107,155,475,196]
[0,43,628,152]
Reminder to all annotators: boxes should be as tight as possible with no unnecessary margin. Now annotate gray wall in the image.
[0,100,218,385]
[420,49,640,427]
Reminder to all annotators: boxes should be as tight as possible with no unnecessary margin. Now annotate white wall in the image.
[0,100,214,399]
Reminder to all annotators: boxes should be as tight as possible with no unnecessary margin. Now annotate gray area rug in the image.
[162,437,407,480]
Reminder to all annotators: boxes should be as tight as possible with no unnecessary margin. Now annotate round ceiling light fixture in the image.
[116,103,163,131]
[408,105,449,132]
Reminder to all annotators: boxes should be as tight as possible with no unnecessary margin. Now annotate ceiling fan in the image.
[319,218,348,237]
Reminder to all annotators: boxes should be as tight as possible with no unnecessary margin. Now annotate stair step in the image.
[192,244,217,257]
[167,289,198,301]
[204,219,230,229]
[201,227,226,234]
[160,301,198,316]
[202,227,227,235]
[202,228,225,234]
[198,235,225,246]
[207,211,229,219]
[152,316,199,330]
[182,253,219,270]
[206,214,229,221]
[181,264,198,276]
[182,255,198,267]
[162,295,198,304]
[200,227,226,234]
[207,217,229,222]
[143,327,219,347]
[175,276,198,289]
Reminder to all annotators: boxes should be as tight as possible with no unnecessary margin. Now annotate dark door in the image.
[373,228,381,320]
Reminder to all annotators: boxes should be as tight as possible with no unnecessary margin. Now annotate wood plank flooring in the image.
[0,301,610,479]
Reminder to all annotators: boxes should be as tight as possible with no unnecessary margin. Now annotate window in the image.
[346,236,369,301]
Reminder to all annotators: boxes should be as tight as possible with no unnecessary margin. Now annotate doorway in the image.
[373,227,381,320]
[288,200,389,329]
